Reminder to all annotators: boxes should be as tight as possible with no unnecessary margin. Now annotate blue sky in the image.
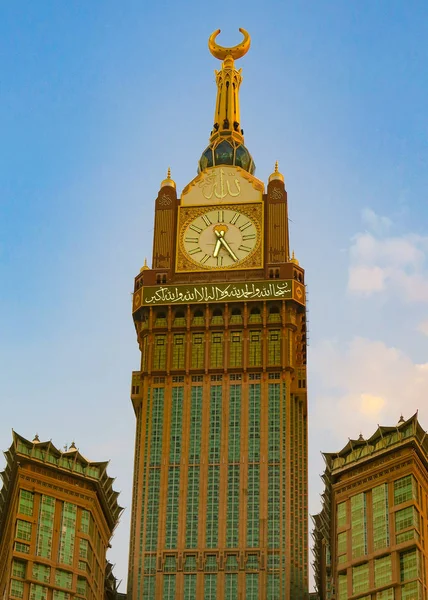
[1,1,428,590]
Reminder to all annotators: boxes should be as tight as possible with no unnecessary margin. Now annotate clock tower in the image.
[128,29,308,600]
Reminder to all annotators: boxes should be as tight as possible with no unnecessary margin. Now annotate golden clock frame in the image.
[175,202,264,273]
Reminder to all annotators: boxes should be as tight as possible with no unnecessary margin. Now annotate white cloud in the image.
[348,210,428,301]
[418,320,428,336]
[361,207,392,235]
[310,337,428,445]
[348,265,386,294]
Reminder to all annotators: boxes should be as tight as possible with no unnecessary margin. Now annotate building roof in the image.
[322,412,428,474]
[0,431,123,537]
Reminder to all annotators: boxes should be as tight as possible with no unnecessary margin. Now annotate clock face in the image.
[182,207,259,269]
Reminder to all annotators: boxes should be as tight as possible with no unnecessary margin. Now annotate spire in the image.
[199,29,255,174]
[290,250,299,265]
[140,257,150,273]
[161,167,176,189]
[268,160,285,183]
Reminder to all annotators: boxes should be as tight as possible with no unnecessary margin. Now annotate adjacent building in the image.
[0,432,122,600]
[313,414,428,600]
[127,29,308,599]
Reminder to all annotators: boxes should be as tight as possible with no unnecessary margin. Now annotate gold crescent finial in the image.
[208,28,251,61]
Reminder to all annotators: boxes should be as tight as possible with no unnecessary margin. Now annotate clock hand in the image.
[214,229,239,262]
[213,237,222,258]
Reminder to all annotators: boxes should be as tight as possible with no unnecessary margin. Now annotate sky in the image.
[1,0,428,591]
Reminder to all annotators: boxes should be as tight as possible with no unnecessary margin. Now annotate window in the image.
[337,532,347,564]
[80,510,90,534]
[230,331,242,367]
[375,555,392,588]
[165,388,183,549]
[18,489,34,516]
[191,333,204,369]
[204,574,217,600]
[53,591,70,600]
[401,581,422,599]
[351,492,367,558]
[338,573,348,600]
[249,331,262,366]
[55,570,72,589]
[206,387,222,548]
[375,589,394,600]
[394,475,418,505]
[32,564,50,583]
[172,334,185,369]
[153,335,167,370]
[58,503,76,566]
[36,495,55,559]
[173,311,186,327]
[29,584,48,600]
[154,312,167,327]
[15,542,30,554]
[372,483,389,550]
[10,580,24,599]
[211,309,223,325]
[248,307,262,323]
[395,506,419,533]
[400,548,420,582]
[210,332,224,368]
[184,574,196,599]
[163,574,176,599]
[337,502,347,528]
[16,519,32,541]
[192,310,204,326]
[229,308,242,324]
[268,306,281,322]
[76,578,87,596]
[268,330,281,365]
[227,385,241,547]
[246,574,259,600]
[13,561,26,579]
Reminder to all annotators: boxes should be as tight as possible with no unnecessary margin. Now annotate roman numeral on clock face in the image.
[242,233,256,240]
[201,214,212,226]
[200,254,210,264]
[216,255,224,266]
[188,247,202,255]
[239,221,252,232]
[230,212,240,225]
[238,245,252,253]
[185,236,199,243]
[217,211,224,222]
[189,224,202,233]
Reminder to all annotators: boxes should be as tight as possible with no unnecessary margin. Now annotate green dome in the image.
[198,139,255,175]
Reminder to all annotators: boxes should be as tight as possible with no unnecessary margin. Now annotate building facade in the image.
[0,432,122,600]
[127,29,308,599]
[313,414,428,600]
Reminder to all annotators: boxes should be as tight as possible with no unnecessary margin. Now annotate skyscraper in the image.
[128,29,308,599]
[0,432,122,600]
[313,414,428,600]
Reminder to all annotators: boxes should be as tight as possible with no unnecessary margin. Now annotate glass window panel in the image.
[374,555,392,588]
[351,492,367,558]
[352,562,369,594]
[394,475,418,505]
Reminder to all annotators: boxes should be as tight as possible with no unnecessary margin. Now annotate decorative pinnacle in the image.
[268,160,285,184]
[33,434,40,443]
[69,441,77,450]
[161,166,176,189]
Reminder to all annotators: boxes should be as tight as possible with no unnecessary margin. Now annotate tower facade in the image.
[313,414,428,600]
[0,432,122,600]
[128,29,308,599]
